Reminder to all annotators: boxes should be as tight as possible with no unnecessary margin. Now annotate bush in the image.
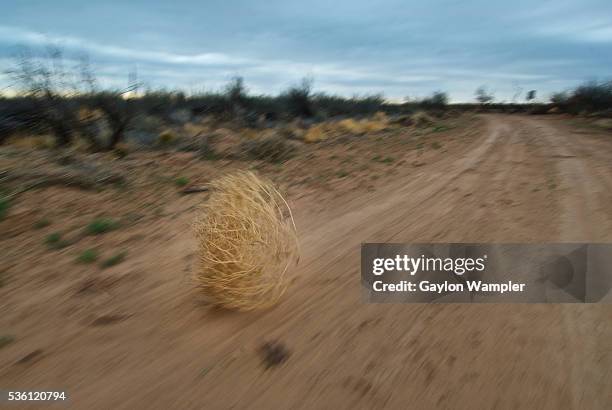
[101,251,127,269]
[283,78,315,118]
[313,94,385,116]
[475,86,494,105]
[175,176,190,187]
[113,142,131,158]
[157,130,176,145]
[337,119,364,135]
[34,218,51,229]
[392,114,414,127]
[549,81,612,115]
[303,125,326,143]
[77,249,98,263]
[420,92,448,110]
[568,81,612,114]
[224,76,248,114]
[0,335,14,349]
[550,92,569,106]
[45,232,69,249]
[412,111,434,127]
[0,196,9,222]
[86,218,119,235]
[241,135,296,163]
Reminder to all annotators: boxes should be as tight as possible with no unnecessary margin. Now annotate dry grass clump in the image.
[412,111,435,127]
[158,129,177,145]
[8,135,55,149]
[304,124,326,143]
[193,171,299,310]
[241,134,296,163]
[361,117,388,133]
[336,118,363,135]
[303,117,391,142]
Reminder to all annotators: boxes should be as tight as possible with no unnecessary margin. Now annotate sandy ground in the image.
[1,114,611,409]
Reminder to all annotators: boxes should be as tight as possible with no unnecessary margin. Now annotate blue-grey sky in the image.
[1,0,611,102]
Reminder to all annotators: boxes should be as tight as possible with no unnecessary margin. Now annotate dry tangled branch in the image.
[193,171,299,310]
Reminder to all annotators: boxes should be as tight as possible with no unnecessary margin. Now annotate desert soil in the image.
[1,114,611,409]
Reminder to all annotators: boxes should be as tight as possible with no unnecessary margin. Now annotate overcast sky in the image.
[1,0,611,102]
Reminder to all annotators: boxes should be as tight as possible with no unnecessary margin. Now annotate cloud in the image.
[0,0,611,102]
[0,25,249,67]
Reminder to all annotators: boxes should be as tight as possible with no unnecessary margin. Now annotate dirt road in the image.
[2,115,612,409]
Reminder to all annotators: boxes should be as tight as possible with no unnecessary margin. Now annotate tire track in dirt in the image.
[525,117,612,241]
[520,117,612,410]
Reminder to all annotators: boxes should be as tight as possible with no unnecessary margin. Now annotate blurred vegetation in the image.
[100,250,127,269]
[1,48,611,151]
[77,249,99,264]
[175,176,190,187]
[548,81,612,115]
[86,218,119,235]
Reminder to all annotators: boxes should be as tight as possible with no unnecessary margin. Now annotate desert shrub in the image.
[432,125,448,132]
[113,142,131,158]
[0,97,48,144]
[412,111,434,127]
[300,115,389,141]
[188,93,231,117]
[34,217,51,229]
[527,105,551,115]
[84,92,136,150]
[241,135,296,162]
[45,232,61,244]
[127,115,164,145]
[392,114,414,127]
[101,251,127,268]
[313,93,385,116]
[7,49,136,150]
[168,109,192,124]
[77,249,98,263]
[567,81,612,114]
[373,111,388,122]
[283,78,315,118]
[279,124,305,141]
[247,99,284,122]
[138,91,187,120]
[0,196,9,221]
[45,232,69,249]
[303,124,326,142]
[193,171,299,310]
[175,176,190,187]
[550,92,569,106]
[420,92,448,110]
[225,76,248,115]
[362,113,389,133]
[0,335,14,349]
[7,48,81,147]
[475,86,494,105]
[86,218,119,235]
[337,119,363,135]
[157,130,177,145]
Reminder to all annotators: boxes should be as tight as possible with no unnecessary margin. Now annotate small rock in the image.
[258,340,290,369]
